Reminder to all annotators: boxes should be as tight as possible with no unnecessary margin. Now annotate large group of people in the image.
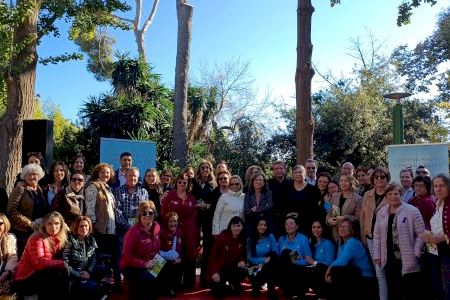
[0,151,449,300]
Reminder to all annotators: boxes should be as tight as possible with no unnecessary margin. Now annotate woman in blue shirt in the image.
[247,217,278,298]
[325,216,377,300]
[278,213,315,298]
[309,220,336,299]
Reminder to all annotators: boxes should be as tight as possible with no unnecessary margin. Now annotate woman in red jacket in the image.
[161,174,199,289]
[208,216,247,298]
[14,211,69,299]
[120,200,160,300]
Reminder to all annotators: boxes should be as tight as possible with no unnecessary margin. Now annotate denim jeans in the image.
[368,238,388,300]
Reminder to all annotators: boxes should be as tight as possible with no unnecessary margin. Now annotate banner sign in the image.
[387,143,449,182]
[100,137,156,175]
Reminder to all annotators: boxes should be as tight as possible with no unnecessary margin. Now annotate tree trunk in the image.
[135,30,146,62]
[295,0,315,165]
[171,0,193,168]
[0,1,41,193]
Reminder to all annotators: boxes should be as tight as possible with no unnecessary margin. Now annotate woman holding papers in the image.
[120,200,161,300]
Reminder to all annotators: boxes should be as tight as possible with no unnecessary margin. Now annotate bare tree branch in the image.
[141,0,160,34]
[135,0,142,31]
[111,14,134,24]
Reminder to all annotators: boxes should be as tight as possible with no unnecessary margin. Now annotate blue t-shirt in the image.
[313,238,336,266]
[331,237,374,277]
[278,233,312,266]
[247,234,278,265]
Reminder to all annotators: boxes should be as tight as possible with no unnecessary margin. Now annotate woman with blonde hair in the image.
[244,165,264,192]
[192,159,218,286]
[326,174,362,242]
[14,211,69,299]
[0,214,18,298]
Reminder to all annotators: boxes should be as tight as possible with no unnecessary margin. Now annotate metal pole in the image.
[393,99,404,144]
[384,92,411,145]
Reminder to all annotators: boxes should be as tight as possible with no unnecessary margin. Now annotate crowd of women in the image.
[0,151,449,300]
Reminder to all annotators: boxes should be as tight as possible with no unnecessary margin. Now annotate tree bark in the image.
[171,0,193,168]
[0,1,41,193]
[295,0,315,165]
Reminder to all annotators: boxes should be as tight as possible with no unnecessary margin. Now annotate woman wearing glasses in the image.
[360,166,390,300]
[120,201,160,300]
[325,217,375,300]
[51,171,85,227]
[212,175,245,236]
[161,174,199,289]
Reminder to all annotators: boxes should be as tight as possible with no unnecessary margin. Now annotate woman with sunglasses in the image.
[120,200,160,300]
[360,166,390,300]
[212,175,245,236]
[51,171,85,227]
[161,174,199,289]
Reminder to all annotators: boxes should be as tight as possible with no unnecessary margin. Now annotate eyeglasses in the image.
[416,171,429,175]
[218,177,228,181]
[71,178,84,182]
[374,175,386,180]
[306,166,316,170]
[177,181,188,185]
[142,211,154,217]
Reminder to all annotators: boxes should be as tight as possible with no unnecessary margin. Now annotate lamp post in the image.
[383,92,412,144]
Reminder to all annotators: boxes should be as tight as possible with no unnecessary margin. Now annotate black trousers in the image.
[385,258,424,300]
[278,249,310,298]
[210,266,247,298]
[329,265,377,300]
[122,267,158,300]
[14,268,69,299]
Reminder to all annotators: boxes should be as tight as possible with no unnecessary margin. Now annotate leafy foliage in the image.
[79,56,173,168]
[391,7,450,101]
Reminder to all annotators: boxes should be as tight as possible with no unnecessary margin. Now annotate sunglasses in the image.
[142,211,154,217]
[177,181,188,185]
[374,175,386,180]
[71,177,84,182]
[416,171,428,175]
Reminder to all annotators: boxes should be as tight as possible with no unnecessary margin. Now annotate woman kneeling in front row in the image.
[208,216,247,298]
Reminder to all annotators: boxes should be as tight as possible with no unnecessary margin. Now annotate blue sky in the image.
[36,0,449,122]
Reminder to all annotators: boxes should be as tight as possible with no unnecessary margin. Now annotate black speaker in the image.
[22,120,54,171]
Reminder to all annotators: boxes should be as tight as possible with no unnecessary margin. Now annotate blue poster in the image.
[387,143,449,182]
[100,138,157,175]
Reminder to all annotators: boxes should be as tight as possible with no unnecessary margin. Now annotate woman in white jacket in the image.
[212,175,245,236]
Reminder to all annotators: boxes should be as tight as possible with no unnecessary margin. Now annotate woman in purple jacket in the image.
[373,182,425,300]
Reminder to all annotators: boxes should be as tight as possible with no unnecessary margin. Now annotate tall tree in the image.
[172,0,193,168]
[0,0,129,193]
[295,0,315,165]
[294,0,441,165]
